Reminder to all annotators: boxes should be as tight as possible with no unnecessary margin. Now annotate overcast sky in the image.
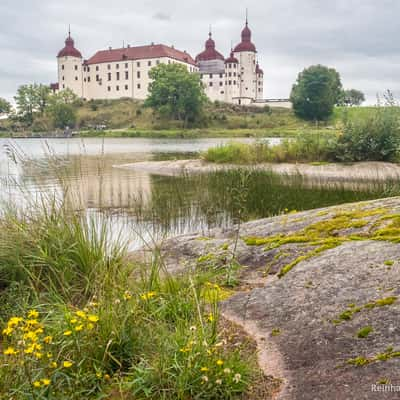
[1,0,400,104]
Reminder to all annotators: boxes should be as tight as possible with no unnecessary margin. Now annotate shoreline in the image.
[115,159,400,181]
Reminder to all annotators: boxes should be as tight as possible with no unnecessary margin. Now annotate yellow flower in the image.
[33,381,41,388]
[41,378,51,386]
[63,330,72,336]
[2,326,13,336]
[3,347,18,356]
[140,291,157,301]
[200,367,209,372]
[75,310,86,319]
[75,325,84,332]
[34,328,44,335]
[63,361,73,368]
[23,331,38,341]
[34,352,43,359]
[70,318,78,324]
[24,345,35,354]
[87,323,95,330]
[104,374,110,380]
[88,315,99,323]
[7,317,23,327]
[28,310,39,319]
[96,372,102,378]
[207,313,214,322]
[50,361,57,368]
[216,359,224,366]
[123,291,132,300]
[26,319,39,326]
[47,352,53,359]
[43,336,52,344]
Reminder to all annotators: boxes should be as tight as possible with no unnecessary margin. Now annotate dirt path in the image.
[116,159,400,182]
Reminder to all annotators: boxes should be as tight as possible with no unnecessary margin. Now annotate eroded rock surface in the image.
[150,197,400,399]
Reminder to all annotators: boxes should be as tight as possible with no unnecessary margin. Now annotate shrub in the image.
[333,107,400,162]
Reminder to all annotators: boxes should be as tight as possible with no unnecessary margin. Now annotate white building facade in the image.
[54,19,265,106]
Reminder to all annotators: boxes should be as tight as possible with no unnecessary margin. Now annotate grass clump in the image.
[0,201,259,399]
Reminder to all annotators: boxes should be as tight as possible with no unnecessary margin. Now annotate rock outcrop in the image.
[153,197,400,399]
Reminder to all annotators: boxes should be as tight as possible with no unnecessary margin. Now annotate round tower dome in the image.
[225,51,239,64]
[234,21,256,53]
[195,31,225,63]
[57,31,82,58]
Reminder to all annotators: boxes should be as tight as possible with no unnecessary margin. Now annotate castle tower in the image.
[57,28,83,97]
[233,15,257,105]
[256,62,264,100]
[224,51,239,103]
[195,30,226,102]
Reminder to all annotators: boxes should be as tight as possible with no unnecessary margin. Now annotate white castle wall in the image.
[58,55,83,97]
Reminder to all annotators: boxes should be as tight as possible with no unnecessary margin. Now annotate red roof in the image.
[86,44,196,65]
[234,22,256,53]
[225,51,238,64]
[58,35,82,58]
[195,33,225,63]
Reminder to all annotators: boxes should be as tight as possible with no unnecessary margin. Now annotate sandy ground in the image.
[116,159,400,182]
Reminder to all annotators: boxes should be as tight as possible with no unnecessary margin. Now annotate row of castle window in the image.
[209,80,237,87]
[106,84,146,92]
[201,72,237,79]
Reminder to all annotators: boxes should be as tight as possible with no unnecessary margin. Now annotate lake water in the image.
[0,137,394,250]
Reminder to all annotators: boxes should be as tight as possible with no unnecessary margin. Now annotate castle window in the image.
[116,72,120,80]
[62,65,64,70]
[62,76,65,81]
[62,84,65,89]
[233,72,236,77]
[228,72,232,77]
[96,66,99,71]
[75,76,78,81]
[234,64,237,68]
[148,61,152,67]
[220,91,224,94]
[96,74,100,81]
[75,65,78,71]
[137,83,141,89]
[107,86,111,92]
[125,85,128,90]
[107,64,111,70]
[209,82,213,87]
[116,85,120,91]
[209,74,213,79]
[87,67,90,72]
[137,62,141,67]
[125,71,129,80]
[137,71,141,79]
[229,64,232,69]
[200,74,203,79]
[125,63,128,68]
[229,80,232,85]
[168,60,171,64]
[84,78,86,82]
[219,73,223,78]
[234,80,236,85]
[88,77,91,82]
[156,60,160,65]
[219,82,223,87]
[108,73,111,81]
[116,64,119,69]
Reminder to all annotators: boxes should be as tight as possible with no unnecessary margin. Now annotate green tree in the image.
[14,84,51,124]
[145,63,207,127]
[290,65,343,121]
[47,89,78,128]
[0,98,11,115]
[339,89,365,106]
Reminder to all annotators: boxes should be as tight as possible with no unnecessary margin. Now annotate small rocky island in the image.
[145,196,400,399]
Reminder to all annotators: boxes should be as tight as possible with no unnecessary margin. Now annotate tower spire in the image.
[209,24,212,38]
[68,24,71,38]
[246,8,248,25]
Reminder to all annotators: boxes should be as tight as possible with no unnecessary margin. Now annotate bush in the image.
[333,108,400,162]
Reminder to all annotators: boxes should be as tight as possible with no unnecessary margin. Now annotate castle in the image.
[53,18,265,106]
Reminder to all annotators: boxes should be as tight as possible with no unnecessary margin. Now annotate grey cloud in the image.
[1,0,400,103]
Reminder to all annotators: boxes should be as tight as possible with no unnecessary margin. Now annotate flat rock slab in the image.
[149,197,400,399]
[116,159,400,182]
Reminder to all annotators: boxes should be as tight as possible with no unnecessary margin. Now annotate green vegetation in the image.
[290,65,343,121]
[0,198,261,399]
[0,97,11,115]
[204,106,400,163]
[347,347,400,367]
[357,327,373,338]
[338,89,366,107]
[145,63,207,127]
